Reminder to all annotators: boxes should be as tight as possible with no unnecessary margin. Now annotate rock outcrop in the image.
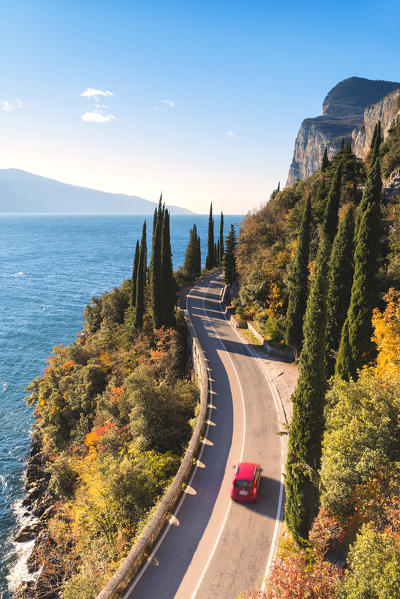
[286,77,400,187]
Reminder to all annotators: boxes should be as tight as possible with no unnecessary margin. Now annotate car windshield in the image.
[234,479,253,489]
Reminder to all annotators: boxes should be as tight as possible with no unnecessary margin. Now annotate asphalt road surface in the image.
[124,272,284,599]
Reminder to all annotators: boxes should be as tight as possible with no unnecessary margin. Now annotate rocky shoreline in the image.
[11,435,61,599]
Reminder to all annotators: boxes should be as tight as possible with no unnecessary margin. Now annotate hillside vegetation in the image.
[238,122,400,597]
[21,280,198,598]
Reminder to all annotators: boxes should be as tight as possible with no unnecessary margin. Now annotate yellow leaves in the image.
[99,352,112,368]
[84,430,100,449]
[372,289,400,380]
[62,360,75,373]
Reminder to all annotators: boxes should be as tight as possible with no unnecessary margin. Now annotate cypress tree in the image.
[196,233,201,276]
[222,225,237,284]
[183,224,201,280]
[355,157,382,236]
[205,203,215,270]
[325,205,355,377]
[321,147,330,171]
[285,195,312,361]
[336,199,381,380]
[322,164,342,243]
[285,234,332,545]
[371,121,382,161]
[161,209,175,327]
[285,165,342,543]
[134,221,147,329]
[219,212,224,265]
[184,226,196,280]
[216,239,221,267]
[131,239,140,307]
[151,195,163,329]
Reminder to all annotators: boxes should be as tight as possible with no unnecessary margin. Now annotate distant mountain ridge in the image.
[0,169,193,214]
[286,77,400,186]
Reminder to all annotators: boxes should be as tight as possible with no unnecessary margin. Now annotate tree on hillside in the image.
[336,160,382,380]
[322,164,342,243]
[285,195,312,361]
[285,235,332,545]
[219,212,224,265]
[134,220,147,329]
[131,239,140,307]
[321,147,330,171]
[184,224,201,280]
[285,169,342,544]
[205,203,215,270]
[151,196,163,329]
[336,202,382,380]
[161,209,175,327]
[223,225,237,284]
[325,205,355,377]
[371,120,382,162]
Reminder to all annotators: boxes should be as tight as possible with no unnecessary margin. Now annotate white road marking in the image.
[123,277,216,598]
[218,276,286,588]
[189,281,247,599]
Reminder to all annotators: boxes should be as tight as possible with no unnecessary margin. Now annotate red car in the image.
[231,462,262,502]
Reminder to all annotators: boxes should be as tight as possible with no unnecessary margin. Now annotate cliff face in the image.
[286,77,400,187]
[352,88,400,159]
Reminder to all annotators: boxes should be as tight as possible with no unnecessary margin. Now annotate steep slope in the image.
[0,169,193,214]
[287,77,400,186]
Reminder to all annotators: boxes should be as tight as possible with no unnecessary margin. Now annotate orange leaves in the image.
[84,423,117,449]
[110,386,124,404]
[84,430,100,448]
[372,289,400,380]
[62,360,75,373]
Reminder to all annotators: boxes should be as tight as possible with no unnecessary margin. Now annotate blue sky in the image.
[0,0,399,213]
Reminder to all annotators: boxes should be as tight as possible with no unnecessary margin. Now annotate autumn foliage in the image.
[24,280,198,598]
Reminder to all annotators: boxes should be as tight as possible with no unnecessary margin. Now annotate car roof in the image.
[235,462,259,480]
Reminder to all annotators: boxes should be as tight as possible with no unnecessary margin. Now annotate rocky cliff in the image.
[286,77,400,186]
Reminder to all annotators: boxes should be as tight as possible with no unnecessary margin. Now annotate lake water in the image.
[0,213,243,598]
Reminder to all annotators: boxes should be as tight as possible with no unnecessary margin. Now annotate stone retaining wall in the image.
[96,312,208,599]
[221,285,294,361]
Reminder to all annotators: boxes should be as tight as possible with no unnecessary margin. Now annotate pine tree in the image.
[219,212,224,265]
[222,225,237,284]
[131,239,140,307]
[285,195,312,360]
[161,209,175,327]
[151,195,163,329]
[285,235,332,545]
[205,203,215,270]
[134,220,147,329]
[325,205,355,377]
[321,147,330,171]
[336,199,382,380]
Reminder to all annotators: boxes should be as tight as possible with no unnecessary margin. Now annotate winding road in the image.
[124,272,285,599]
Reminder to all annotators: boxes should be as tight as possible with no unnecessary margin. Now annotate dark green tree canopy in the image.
[285,195,312,360]
[205,202,216,270]
[223,224,237,284]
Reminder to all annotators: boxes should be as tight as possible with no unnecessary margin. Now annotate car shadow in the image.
[232,476,285,521]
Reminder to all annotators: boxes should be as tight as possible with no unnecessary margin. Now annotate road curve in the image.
[123,272,284,599]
